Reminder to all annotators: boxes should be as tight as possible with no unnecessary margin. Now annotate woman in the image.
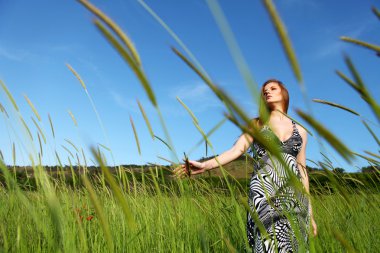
[174,79,317,252]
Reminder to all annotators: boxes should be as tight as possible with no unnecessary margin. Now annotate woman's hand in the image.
[173,159,206,178]
[311,217,317,237]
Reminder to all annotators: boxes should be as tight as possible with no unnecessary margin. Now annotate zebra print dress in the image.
[246,120,310,252]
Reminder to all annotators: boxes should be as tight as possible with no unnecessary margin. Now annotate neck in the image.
[270,108,286,121]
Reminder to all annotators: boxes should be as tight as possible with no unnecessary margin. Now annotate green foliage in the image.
[0,0,379,252]
[0,171,379,252]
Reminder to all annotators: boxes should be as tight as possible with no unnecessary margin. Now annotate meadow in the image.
[1,0,380,252]
[0,168,379,252]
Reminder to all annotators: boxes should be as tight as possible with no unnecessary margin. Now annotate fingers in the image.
[174,158,203,178]
[173,164,183,173]
[173,162,199,178]
[173,164,189,179]
[173,164,185,177]
[183,160,203,170]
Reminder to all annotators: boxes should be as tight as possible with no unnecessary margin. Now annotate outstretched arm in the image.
[174,132,253,177]
[202,132,253,170]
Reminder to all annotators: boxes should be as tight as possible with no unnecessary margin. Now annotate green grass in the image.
[0,182,378,252]
[0,0,379,252]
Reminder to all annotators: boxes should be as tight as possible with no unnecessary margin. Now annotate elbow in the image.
[230,147,244,159]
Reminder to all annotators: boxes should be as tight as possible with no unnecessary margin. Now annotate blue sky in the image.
[0,0,379,172]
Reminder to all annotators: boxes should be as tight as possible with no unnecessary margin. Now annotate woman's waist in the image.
[251,155,300,176]
[253,152,298,165]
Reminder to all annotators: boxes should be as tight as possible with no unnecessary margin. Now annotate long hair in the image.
[251,79,290,129]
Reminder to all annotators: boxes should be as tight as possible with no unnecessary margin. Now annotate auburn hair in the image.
[250,79,289,129]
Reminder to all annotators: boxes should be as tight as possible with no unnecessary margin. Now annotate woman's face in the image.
[263,82,282,104]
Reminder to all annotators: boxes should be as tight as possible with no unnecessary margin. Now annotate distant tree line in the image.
[199,154,379,174]
[2,160,379,174]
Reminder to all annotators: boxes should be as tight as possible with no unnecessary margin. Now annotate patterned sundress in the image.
[246,120,310,252]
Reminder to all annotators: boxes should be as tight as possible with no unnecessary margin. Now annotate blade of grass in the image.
[37,132,43,157]
[193,122,214,151]
[188,117,227,155]
[68,110,78,126]
[276,109,313,136]
[24,94,42,121]
[176,96,214,151]
[0,80,19,112]
[82,3,178,162]
[0,102,9,118]
[312,99,360,116]
[81,174,114,252]
[137,0,210,79]
[12,142,16,168]
[31,117,46,144]
[78,0,141,66]
[341,36,380,53]
[55,151,63,168]
[335,70,360,91]
[352,151,380,165]
[205,0,261,102]
[361,120,380,146]
[320,152,333,167]
[65,139,80,153]
[81,148,88,174]
[66,63,87,90]
[318,162,351,204]
[364,150,380,160]
[0,159,51,245]
[76,152,81,167]
[93,19,157,107]
[48,113,55,139]
[343,55,380,121]
[97,143,111,152]
[332,228,356,253]
[61,145,75,159]
[136,99,155,139]
[129,115,141,155]
[262,0,302,83]
[19,115,33,141]
[91,146,137,230]
[372,6,380,20]
[66,62,116,165]
[176,97,199,124]
[154,135,173,152]
[296,109,353,163]
[157,155,176,165]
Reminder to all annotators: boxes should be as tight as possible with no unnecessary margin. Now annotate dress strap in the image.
[291,120,298,132]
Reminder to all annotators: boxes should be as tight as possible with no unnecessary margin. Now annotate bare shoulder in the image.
[249,117,260,129]
[295,123,308,139]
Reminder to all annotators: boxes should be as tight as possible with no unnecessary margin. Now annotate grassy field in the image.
[0,0,379,252]
[0,174,379,252]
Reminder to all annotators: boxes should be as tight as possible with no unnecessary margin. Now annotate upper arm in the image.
[297,126,308,173]
[230,118,257,157]
[231,132,253,157]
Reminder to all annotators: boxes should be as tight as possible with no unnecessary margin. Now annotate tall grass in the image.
[0,0,379,252]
